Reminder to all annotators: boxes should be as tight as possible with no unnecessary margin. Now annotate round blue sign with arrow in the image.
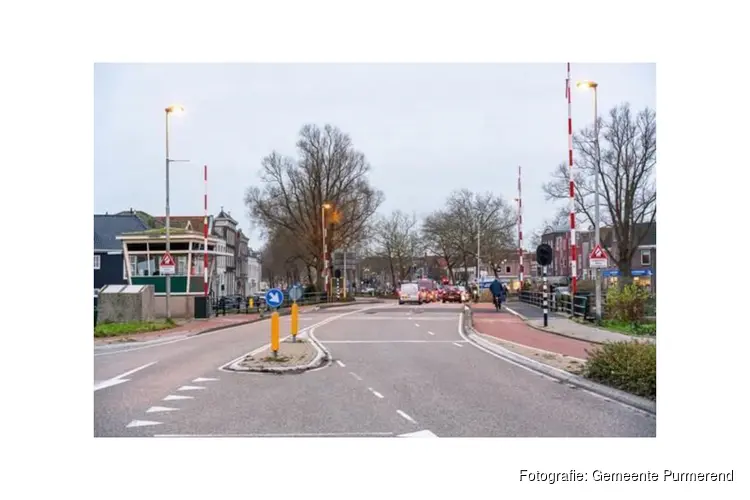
[265,288,284,308]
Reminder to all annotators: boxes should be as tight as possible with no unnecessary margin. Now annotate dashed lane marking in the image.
[336,360,346,368]
[177,385,206,391]
[368,388,384,399]
[396,410,417,424]
[349,372,363,381]
[146,406,179,413]
[163,394,194,401]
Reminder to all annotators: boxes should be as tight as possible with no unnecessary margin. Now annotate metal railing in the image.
[210,291,359,317]
[518,290,591,319]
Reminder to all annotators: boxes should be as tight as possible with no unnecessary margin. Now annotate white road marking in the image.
[217,305,386,371]
[154,432,395,437]
[94,361,157,392]
[322,340,468,344]
[126,420,162,428]
[336,360,346,368]
[427,331,435,335]
[415,323,420,327]
[349,372,363,381]
[452,342,464,348]
[192,377,219,382]
[399,430,438,437]
[396,410,417,424]
[177,385,206,391]
[368,388,384,399]
[146,406,179,413]
[163,394,194,401]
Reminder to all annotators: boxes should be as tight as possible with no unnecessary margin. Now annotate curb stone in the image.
[462,306,656,416]
[225,332,330,374]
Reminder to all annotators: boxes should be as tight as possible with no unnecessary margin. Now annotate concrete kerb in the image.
[224,329,330,374]
[461,306,656,416]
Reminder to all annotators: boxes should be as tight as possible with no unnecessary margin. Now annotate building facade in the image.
[213,209,238,295]
[94,212,149,291]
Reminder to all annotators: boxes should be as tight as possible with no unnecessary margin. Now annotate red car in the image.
[441,286,463,303]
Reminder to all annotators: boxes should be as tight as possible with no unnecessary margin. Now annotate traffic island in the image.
[225,337,329,374]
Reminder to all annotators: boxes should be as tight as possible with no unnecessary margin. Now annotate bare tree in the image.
[543,103,656,284]
[445,189,516,279]
[245,124,384,290]
[528,206,573,248]
[259,227,308,287]
[422,210,461,282]
[372,210,421,287]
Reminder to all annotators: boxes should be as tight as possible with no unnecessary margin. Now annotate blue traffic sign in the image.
[265,288,284,308]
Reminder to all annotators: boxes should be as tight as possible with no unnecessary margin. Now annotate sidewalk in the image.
[470,303,596,359]
[504,303,656,345]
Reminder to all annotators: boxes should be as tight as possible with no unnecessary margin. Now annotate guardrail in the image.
[518,291,591,319]
[210,291,357,317]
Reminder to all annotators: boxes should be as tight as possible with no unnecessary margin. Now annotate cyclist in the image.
[489,278,506,311]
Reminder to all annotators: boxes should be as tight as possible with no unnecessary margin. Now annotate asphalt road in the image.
[94,301,655,437]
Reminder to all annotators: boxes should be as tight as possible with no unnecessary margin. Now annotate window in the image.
[94,254,101,270]
[505,266,511,274]
[640,250,651,266]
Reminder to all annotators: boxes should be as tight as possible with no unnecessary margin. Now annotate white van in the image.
[399,283,421,305]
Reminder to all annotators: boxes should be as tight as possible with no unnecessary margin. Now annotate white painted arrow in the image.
[146,406,179,413]
[94,362,157,392]
[163,394,194,401]
[192,377,219,383]
[126,420,163,428]
[399,430,438,438]
[177,385,206,391]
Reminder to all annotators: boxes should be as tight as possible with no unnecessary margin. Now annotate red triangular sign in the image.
[589,244,605,259]
[160,252,176,266]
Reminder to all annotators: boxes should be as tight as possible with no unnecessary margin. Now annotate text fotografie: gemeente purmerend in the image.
[519,470,734,483]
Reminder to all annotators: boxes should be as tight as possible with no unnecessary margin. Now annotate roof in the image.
[215,208,238,225]
[94,214,149,251]
[152,215,213,234]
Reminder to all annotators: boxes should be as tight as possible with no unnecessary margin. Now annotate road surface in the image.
[94,302,655,437]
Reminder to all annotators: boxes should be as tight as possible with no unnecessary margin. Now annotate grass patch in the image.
[94,318,176,337]
[599,319,656,337]
[583,341,656,400]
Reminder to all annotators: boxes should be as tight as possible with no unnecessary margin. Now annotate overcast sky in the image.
[94,63,655,250]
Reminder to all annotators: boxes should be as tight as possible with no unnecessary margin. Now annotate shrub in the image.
[583,341,656,400]
[605,283,650,323]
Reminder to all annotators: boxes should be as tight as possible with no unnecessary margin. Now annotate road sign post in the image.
[536,244,553,328]
[589,244,607,321]
[290,303,299,341]
[271,312,280,358]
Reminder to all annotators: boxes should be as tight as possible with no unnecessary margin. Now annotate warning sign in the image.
[160,252,176,275]
[589,244,608,269]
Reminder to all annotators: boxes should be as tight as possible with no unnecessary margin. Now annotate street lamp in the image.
[321,202,332,299]
[576,80,602,320]
[164,104,185,320]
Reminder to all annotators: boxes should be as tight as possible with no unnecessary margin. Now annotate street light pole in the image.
[592,85,602,321]
[165,108,172,320]
[476,218,480,282]
[164,105,185,320]
[576,80,602,320]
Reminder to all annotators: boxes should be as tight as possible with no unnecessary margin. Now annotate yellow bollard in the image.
[271,311,280,357]
[291,302,299,341]
[249,297,254,309]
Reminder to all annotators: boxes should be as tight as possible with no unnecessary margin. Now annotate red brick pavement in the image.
[470,303,596,359]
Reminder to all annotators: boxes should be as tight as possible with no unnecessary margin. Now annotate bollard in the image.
[249,297,254,310]
[271,311,280,358]
[291,302,299,342]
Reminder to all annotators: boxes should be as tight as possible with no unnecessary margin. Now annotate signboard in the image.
[289,285,303,302]
[589,244,608,268]
[160,252,176,275]
[265,288,284,308]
